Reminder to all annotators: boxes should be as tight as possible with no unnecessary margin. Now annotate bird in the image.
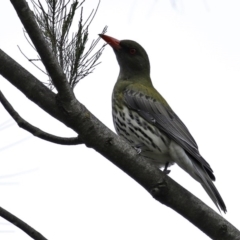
[99,34,227,213]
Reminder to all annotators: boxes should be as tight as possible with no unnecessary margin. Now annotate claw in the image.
[163,162,171,174]
[134,147,142,154]
[134,143,143,154]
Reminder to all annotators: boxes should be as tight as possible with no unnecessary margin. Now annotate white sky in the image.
[1,0,240,239]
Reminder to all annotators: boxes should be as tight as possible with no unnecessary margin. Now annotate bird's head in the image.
[99,34,151,81]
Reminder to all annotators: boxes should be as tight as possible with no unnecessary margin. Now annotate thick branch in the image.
[0,206,48,240]
[0,91,83,145]
[1,47,239,240]
[10,0,74,102]
[0,49,65,122]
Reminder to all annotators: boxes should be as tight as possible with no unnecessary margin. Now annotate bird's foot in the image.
[163,169,171,174]
[163,162,171,175]
[134,145,142,154]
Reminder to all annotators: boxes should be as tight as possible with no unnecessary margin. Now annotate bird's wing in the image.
[124,85,215,179]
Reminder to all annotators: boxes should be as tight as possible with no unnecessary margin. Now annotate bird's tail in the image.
[191,160,227,213]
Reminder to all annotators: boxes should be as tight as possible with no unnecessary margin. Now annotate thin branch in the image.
[18,45,48,76]
[0,206,48,240]
[23,29,37,51]
[0,91,83,145]
[82,0,100,28]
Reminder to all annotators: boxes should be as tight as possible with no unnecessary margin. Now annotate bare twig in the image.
[0,91,83,145]
[0,206,48,240]
[18,45,48,76]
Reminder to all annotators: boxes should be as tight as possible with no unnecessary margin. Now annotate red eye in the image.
[129,48,136,55]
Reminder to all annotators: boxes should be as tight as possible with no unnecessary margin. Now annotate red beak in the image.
[99,34,121,50]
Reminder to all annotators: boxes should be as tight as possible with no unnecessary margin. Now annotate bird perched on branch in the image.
[99,34,226,213]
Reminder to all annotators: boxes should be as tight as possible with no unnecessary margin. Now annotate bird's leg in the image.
[163,162,171,174]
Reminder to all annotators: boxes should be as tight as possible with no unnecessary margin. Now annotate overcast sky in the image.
[1,0,240,239]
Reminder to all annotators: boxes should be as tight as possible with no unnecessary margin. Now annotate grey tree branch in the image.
[0,0,239,239]
[0,206,48,240]
[0,91,83,145]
